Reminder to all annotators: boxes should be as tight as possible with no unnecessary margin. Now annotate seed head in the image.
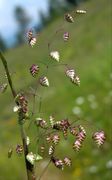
[63,32,69,41]
[50,51,60,62]
[30,64,39,77]
[63,157,72,167]
[66,69,75,81]
[73,139,82,152]
[49,145,55,155]
[52,134,60,145]
[16,144,23,154]
[51,156,64,170]
[92,131,106,147]
[76,10,87,14]
[64,13,74,23]
[39,76,49,87]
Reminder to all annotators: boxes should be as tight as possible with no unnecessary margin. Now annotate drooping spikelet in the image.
[51,156,64,170]
[76,131,86,142]
[27,30,37,47]
[64,13,74,23]
[17,93,28,114]
[63,157,72,167]
[16,144,23,154]
[63,32,69,41]
[53,121,61,130]
[50,51,60,62]
[69,127,78,136]
[49,145,55,155]
[39,76,49,87]
[52,134,60,145]
[73,139,82,152]
[92,131,106,147]
[65,69,75,81]
[76,10,87,14]
[35,117,47,129]
[30,64,39,77]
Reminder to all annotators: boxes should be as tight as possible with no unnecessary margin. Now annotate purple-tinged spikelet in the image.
[30,64,39,77]
[51,156,64,170]
[52,134,60,145]
[64,13,74,23]
[92,131,106,147]
[35,117,47,129]
[16,144,23,154]
[63,157,72,167]
[63,32,69,41]
[18,93,28,114]
[73,139,82,152]
[39,76,49,87]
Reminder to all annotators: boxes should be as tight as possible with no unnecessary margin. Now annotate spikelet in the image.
[49,115,55,128]
[26,136,30,146]
[70,127,78,136]
[76,131,86,142]
[35,117,47,129]
[63,157,72,167]
[51,156,64,170]
[49,145,55,155]
[72,75,80,86]
[63,32,69,41]
[50,51,60,62]
[39,76,49,87]
[27,30,37,47]
[73,139,82,152]
[52,134,60,145]
[53,121,61,130]
[92,131,106,147]
[30,64,39,77]
[46,135,52,143]
[29,37,36,47]
[16,144,23,154]
[64,13,74,23]
[76,10,87,14]
[66,69,75,81]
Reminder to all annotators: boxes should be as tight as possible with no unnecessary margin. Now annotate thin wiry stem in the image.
[0,51,35,180]
[37,160,51,180]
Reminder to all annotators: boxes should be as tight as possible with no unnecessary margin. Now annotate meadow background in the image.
[0,0,112,179]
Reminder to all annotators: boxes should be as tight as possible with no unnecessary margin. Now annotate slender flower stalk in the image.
[0,51,36,180]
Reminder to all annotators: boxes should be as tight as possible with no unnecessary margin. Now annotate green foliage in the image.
[0,0,111,179]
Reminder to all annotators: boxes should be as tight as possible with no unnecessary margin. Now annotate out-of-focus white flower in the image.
[106,160,112,169]
[90,102,98,109]
[50,51,60,62]
[72,106,82,115]
[75,96,85,105]
[88,165,98,173]
[87,94,96,102]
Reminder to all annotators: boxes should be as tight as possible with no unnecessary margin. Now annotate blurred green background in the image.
[0,0,112,179]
